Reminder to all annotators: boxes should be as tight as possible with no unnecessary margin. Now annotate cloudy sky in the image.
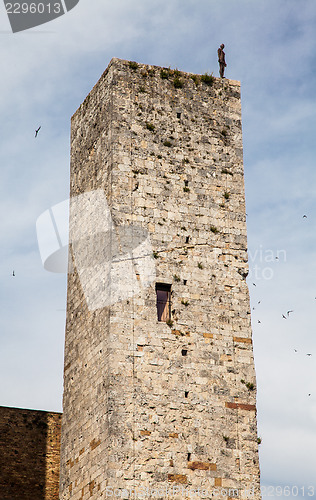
[1,0,316,496]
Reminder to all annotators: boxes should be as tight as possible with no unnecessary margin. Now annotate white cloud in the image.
[0,0,316,490]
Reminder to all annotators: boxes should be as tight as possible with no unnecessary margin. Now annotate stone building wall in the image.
[60,58,261,499]
[0,405,61,500]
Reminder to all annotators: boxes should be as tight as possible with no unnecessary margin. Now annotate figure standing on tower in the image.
[218,44,227,78]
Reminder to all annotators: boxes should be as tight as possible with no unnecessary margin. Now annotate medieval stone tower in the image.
[59,58,261,499]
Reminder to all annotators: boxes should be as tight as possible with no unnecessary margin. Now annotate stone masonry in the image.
[0,405,61,499]
[59,58,261,499]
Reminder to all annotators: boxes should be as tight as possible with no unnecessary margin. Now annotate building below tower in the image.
[0,405,61,500]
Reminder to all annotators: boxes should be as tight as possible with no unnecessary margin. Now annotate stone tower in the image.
[59,58,261,499]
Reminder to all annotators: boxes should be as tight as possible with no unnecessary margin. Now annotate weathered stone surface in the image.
[0,405,61,499]
[59,58,261,499]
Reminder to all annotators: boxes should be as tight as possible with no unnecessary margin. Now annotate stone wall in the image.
[0,405,61,499]
[60,58,261,499]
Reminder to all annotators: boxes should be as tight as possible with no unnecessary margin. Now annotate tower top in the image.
[106,57,240,85]
[74,57,240,120]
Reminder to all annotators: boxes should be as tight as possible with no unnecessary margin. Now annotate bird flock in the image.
[250,213,314,399]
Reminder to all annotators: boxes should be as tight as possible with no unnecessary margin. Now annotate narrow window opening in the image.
[156,283,171,322]
[187,453,191,461]
[184,180,189,186]
[183,279,187,285]
[185,236,190,243]
[177,112,181,119]
[181,349,188,356]
[185,391,189,398]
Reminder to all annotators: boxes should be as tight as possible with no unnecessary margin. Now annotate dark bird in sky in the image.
[252,283,256,286]
[294,349,297,352]
[303,215,307,218]
[12,270,15,276]
[287,310,293,317]
[308,394,311,396]
[275,256,279,260]
[35,126,41,137]
[258,320,261,324]
[282,314,287,319]
[258,301,261,304]
[306,353,312,356]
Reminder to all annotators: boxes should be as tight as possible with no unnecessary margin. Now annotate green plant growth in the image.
[153,251,159,259]
[166,318,174,328]
[128,61,138,70]
[163,140,172,147]
[223,435,229,442]
[197,262,203,269]
[191,74,200,86]
[257,437,262,445]
[224,191,230,200]
[146,122,155,132]
[210,226,219,234]
[241,379,255,391]
[201,72,214,86]
[183,187,190,192]
[173,77,184,89]
[160,69,170,79]
[246,382,255,391]
[173,275,181,282]
[181,300,189,306]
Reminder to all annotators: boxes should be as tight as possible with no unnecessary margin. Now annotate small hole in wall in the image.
[185,391,189,398]
[186,236,190,243]
[187,453,191,461]
[183,280,187,285]
[184,180,189,186]
[177,112,181,119]
[181,349,188,356]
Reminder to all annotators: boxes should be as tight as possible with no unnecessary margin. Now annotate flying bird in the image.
[294,349,297,352]
[35,126,41,137]
[287,310,293,317]
[258,320,261,324]
[303,215,307,218]
[306,353,312,356]
[12,270,15,277]
[282,314,287,319]
[252,283,256,287]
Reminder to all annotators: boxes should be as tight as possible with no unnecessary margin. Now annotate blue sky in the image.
[1,0,316,496]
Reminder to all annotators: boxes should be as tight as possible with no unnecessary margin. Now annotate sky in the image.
[1,0,316,496]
